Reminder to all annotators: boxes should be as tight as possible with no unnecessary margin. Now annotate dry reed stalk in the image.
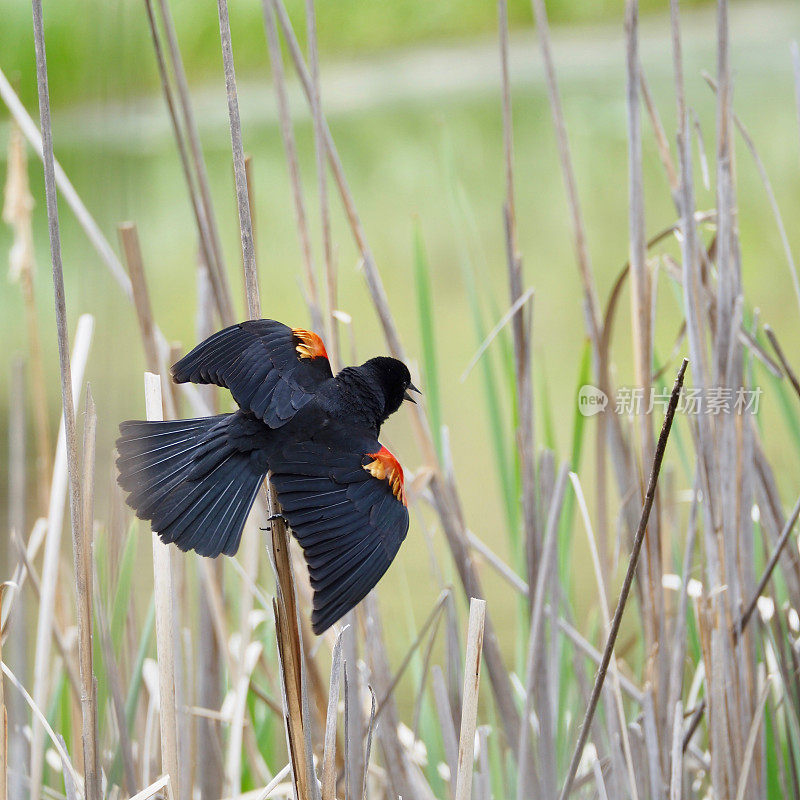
[93,568,138,796]
[118,224,159,373]
[0,68,131,297]
[218,5,319,795]
[343,620,364,796]
[0,584,7,800]
[4,361,26,800]
[128,774,173,800]
[459,288,535,383]
[669,698,683,800]
[464,509,649,702]
[305,0,338,369]
[559,359,687,800]
[362,596,421,799]
[31,7,101,780]
[454,598,486,800]
[432,666,458,793]
[154,0,234,325]
[374,589,449,723]
[465,529,528,595]
[498,0,538,583]
[142,0,230,326]
[625,4,666,733]
[118,223,179,426]
[517,463,568,800]
[217,0,255,304]
[703,72,800,313]
[3,124,51,512]
[1,659,83,791]
[571,472,639,800]
[194,256,224,800]
[69,387,100,800]
[734,678,770,800]
[320,629,344,800]
[9,533,80,702]
[144,373,181,800]
[225,640,264,796]
[530,0,642,584]
[361,688,376,800]
[28,305,91,799]
[527,0,601,338]
[260,0,323,334]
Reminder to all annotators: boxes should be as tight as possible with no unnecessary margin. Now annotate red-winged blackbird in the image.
[116,319,419,634]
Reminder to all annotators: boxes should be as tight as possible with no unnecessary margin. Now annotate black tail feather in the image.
[116,414,265,558]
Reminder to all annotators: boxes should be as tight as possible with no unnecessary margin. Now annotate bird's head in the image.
[361,356,420,422]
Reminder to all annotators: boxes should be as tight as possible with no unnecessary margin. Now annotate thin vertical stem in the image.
[305,0,339,367]
[29,3,85,797]
[454,598,487,800]
[156,0,235,324]
[145,374,180,800]
[74,387,100,800]
[260,0,323,332]
[217,0,257,313]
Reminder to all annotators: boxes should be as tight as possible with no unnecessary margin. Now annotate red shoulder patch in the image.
[363,446,406,506]
[292,328,329,360]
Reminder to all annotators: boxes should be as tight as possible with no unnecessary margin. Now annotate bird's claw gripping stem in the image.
[260,513,288,532]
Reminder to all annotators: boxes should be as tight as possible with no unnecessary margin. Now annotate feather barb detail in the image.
[292,328,329,360]
[363,446,406,505]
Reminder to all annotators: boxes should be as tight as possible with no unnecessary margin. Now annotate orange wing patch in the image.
[292,328,329,360]
[363,446,406,505]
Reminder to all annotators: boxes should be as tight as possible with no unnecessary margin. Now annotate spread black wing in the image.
[269,425,409,634]
[171,319,333,428]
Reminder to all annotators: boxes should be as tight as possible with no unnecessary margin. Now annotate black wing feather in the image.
[269,428,409,634]
[171,320,333,428]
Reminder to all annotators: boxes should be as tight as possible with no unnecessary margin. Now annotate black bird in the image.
[116,319,419,634]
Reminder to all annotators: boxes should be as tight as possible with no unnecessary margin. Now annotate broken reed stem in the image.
[118,222,178,420]
[28,3,87,796]
[73,387,100,800]
[454,598,486,800]
[321,630,345,800]
[559,358,687,800]
[145,373,180,800]
[118,223,159,373]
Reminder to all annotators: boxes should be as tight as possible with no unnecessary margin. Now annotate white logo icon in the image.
[577,385,608,417]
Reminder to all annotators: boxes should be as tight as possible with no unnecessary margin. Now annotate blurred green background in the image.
[1,0,799,652]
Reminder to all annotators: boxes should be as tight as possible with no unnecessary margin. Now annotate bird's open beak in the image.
[404,383,421,404]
